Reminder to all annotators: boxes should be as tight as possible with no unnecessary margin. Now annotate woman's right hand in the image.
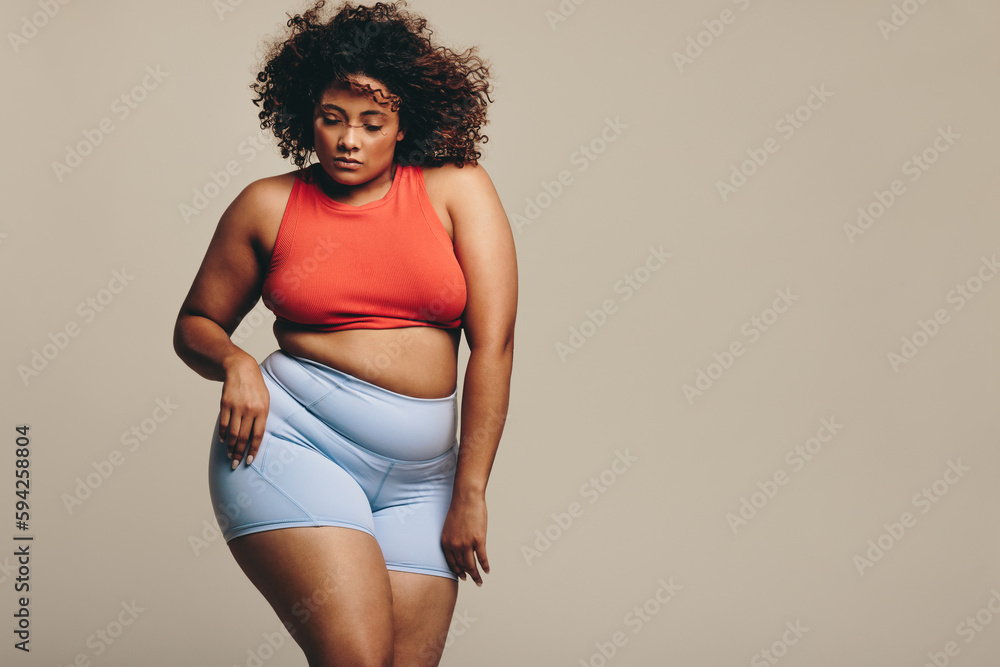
[219,352,270,469]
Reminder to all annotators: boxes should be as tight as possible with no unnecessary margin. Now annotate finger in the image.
[468,561,482,586]
[218,409,232,455]
[460,546,482,586]
[228,416,248,469]
[246,414,267,465]
[477,543,490,575]
[443,546,466,580]
[238,415,257,466]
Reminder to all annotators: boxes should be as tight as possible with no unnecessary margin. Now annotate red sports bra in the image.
[260,163,466,331]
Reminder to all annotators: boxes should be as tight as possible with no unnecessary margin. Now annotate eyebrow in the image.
[319,104,388,118]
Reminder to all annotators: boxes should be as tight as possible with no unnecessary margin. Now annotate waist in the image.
[273,322,460,399]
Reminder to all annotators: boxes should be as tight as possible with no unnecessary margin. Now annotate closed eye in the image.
[322,118,384,132]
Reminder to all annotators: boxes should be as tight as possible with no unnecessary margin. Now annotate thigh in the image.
[208,428,378,541]
[388,570,458,667]
[372,447,459,581]
[228,526,395,667]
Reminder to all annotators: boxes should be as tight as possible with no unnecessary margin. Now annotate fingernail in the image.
[246,455,254,465]
[231,459,240,470]
[227,451,232,459]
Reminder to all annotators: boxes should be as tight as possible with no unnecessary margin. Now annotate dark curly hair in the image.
[251,0,492,172]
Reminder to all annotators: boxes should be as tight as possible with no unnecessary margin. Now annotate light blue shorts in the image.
[208,350,459,580]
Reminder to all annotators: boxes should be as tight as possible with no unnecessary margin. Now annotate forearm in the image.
[454,344,513,498]
[173,313,257,382]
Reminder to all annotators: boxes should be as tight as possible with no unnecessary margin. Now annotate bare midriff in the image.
[273,321,461,399]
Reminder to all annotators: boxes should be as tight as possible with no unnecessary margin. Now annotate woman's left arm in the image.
[440,163,518,586]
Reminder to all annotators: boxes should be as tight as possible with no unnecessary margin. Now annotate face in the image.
[312,75,405,188]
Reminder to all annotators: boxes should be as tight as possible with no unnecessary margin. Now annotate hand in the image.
[441,490,489,586]
[218,353,269,469]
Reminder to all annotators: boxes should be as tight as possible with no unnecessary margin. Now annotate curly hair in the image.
[251,0,492,172]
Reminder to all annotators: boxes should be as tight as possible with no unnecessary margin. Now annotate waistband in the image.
[259,350,457,462]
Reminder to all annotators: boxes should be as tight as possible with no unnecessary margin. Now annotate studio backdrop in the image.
[2,0,999,665]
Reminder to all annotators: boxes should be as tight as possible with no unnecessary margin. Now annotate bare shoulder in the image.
[222,169,301,250]
[421,161,497,196]
[229,169,299,224]
[420,162,502,225]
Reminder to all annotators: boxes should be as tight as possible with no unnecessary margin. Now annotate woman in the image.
[172,2,517,665]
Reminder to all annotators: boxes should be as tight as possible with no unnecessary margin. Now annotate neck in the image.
[315,162,396,206]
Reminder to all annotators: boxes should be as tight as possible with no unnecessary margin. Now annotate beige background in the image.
[2,0,999,664]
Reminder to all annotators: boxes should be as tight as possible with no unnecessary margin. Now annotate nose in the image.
[337,124,361,152]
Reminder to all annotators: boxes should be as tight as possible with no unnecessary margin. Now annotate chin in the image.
[320,163,363,183]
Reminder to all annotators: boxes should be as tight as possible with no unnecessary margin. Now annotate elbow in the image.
[467,330,514,363]
[172,311,191,360]
[173,308,209,361]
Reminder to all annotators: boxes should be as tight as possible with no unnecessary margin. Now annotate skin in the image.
[173,75,517,666]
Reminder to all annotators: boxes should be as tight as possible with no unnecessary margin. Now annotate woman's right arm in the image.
[173,179,283,468]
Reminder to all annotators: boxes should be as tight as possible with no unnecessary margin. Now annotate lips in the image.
[332,157,363,171]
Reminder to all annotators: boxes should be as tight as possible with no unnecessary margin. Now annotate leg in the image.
[228,526,395,667]
[387,571,458,667]
[369,445,461,665]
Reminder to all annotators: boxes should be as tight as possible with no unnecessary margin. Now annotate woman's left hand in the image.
[441,490,490,586]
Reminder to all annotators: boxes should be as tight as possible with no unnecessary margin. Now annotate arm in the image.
[439,163,518,586]
[173,178,285,468]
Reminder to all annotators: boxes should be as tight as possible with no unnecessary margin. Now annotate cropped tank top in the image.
[260,163,467,331]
